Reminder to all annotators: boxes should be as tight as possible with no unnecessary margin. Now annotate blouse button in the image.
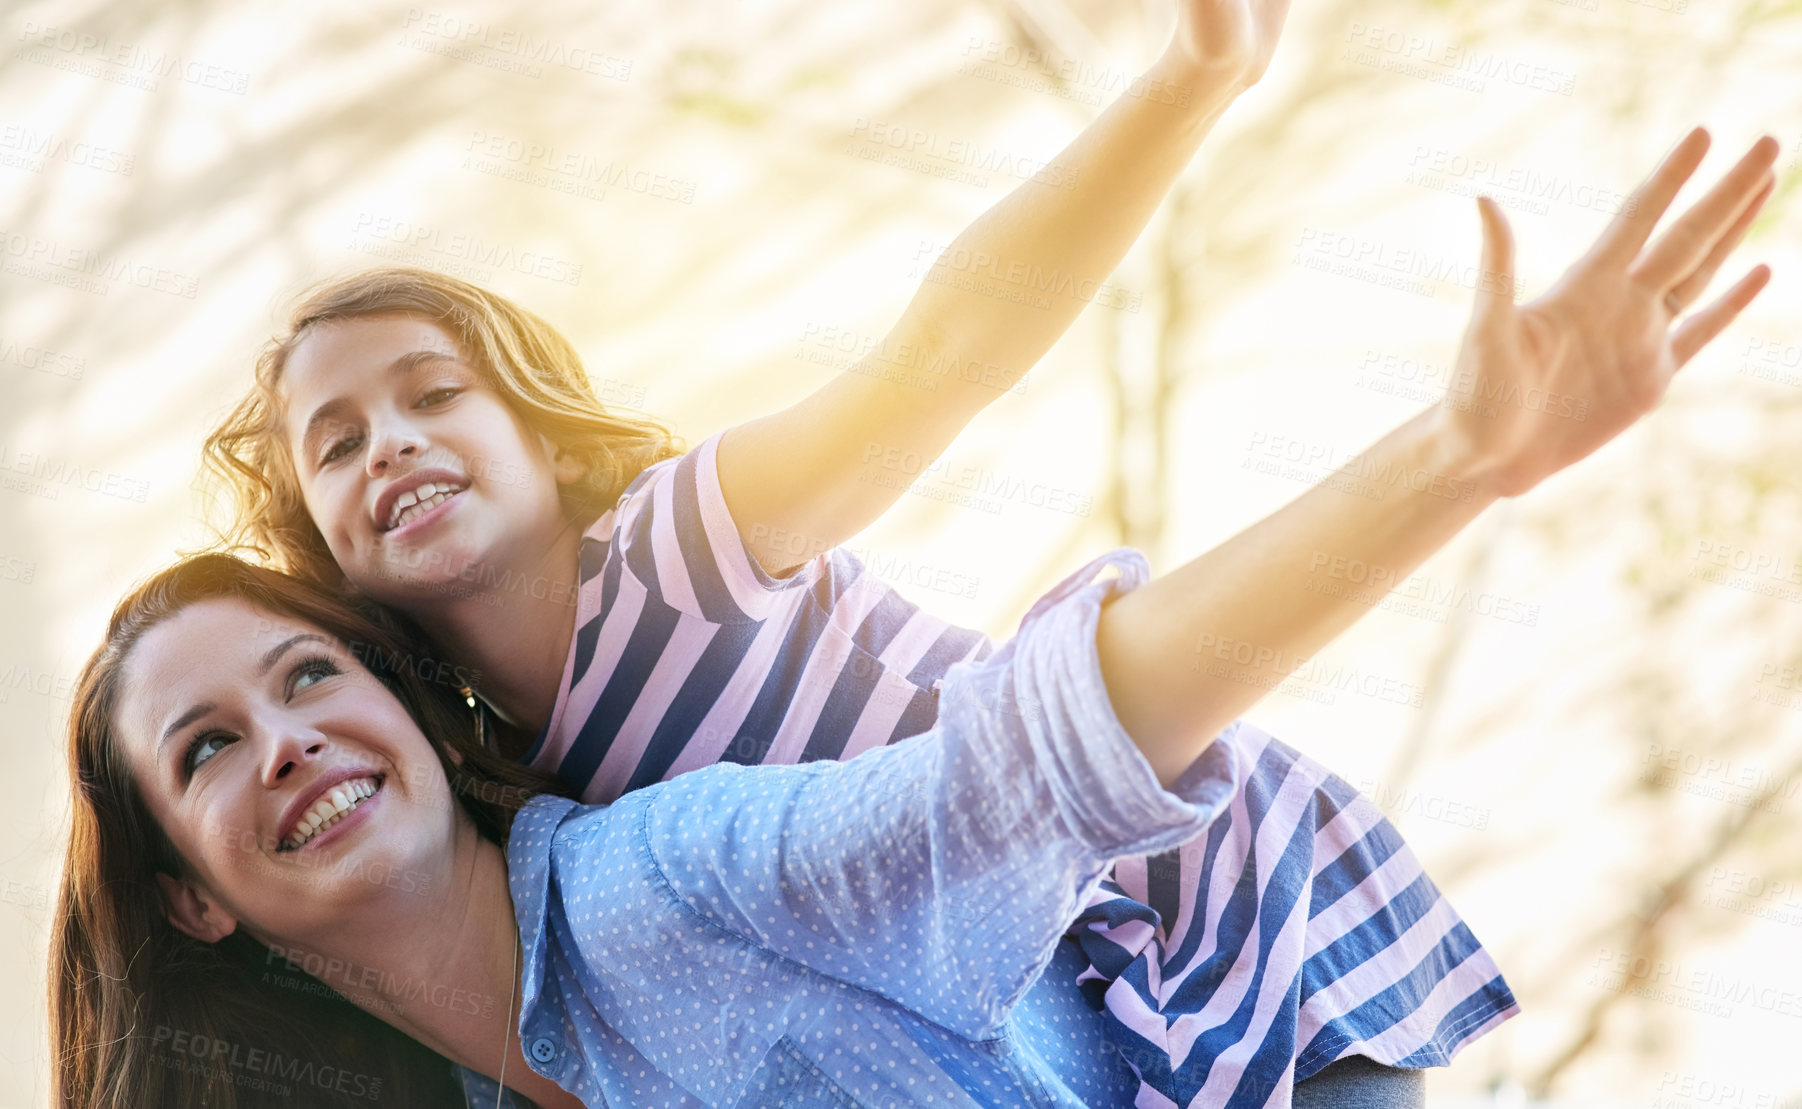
[528,1036,559,1065]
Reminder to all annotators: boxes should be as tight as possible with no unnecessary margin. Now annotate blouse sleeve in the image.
[640,549,1241,1040]
[604,432,823,625]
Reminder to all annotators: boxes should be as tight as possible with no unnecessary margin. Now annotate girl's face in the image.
[280,314,577,607]
[115,597,460,943]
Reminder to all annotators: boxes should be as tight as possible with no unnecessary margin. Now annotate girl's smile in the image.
[376,472,469,536]
[278,313,579,608]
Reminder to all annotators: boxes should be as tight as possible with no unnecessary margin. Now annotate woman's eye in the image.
[418,387,460,408]
[290,656,342,695]
[185,731,233,775]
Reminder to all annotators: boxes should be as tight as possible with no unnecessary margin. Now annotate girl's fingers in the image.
[1671,264,1772,368]
[1629,136,1780,293]
[1472,196,1517,328]
[1586,127,1712,270]
[1665,172,1774,314]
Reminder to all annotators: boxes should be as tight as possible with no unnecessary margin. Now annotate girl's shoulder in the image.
[581,433,834,625]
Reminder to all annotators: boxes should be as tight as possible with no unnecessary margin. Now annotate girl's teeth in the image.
[389,487,460,530]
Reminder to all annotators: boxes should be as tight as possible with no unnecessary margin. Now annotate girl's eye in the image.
[185,731,234,776]
[418,386,460,408]
[319,433,362,467]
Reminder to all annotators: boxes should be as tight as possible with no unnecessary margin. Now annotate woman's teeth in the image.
[388,482,464,530]
[283,777,379,851]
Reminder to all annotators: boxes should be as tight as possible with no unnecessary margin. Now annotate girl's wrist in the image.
[1142,46,1244,117]
[1417,404,1516,503]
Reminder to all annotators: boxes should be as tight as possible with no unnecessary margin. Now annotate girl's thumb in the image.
[1473,196,1517,324]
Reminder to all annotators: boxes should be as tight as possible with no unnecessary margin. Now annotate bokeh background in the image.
[6,0,1802,1104]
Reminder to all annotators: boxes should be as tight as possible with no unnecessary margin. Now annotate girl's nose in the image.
[366,426,426,476]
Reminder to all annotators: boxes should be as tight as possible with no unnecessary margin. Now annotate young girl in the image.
[196,24,1771,1096]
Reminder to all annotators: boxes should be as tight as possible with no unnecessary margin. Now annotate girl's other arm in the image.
[1096,129,1779,786]
[719,0,1292,575]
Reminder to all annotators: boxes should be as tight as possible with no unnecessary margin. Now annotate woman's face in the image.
[115,597,461,944]
[279,314,577,608]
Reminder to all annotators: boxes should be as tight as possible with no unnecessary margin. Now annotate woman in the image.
[56,547,1266,1108]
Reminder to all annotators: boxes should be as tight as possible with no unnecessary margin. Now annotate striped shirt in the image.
[459,551,1243,1107]
[516,434,1518,1105]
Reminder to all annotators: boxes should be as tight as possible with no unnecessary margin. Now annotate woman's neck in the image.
[259,825,581,1108]
[410,525,584,736]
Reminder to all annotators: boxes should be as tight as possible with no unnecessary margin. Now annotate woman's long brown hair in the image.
[201,266,683,588]
[50,553,572,1108]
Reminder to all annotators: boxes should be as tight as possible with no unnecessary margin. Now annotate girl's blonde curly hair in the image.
[203,267,682,587]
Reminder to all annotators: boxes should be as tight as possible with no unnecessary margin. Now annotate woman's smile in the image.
[115,595,462,940]
[278,772,386,852]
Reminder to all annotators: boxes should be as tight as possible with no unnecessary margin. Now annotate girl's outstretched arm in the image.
[719,0,1292,575]
[1098,128,1779,785]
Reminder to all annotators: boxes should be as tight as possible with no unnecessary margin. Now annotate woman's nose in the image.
[260,726,328,789]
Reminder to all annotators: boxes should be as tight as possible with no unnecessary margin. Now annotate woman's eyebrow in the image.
[297,349,463,453]
[153,633,332,759]
[258,632,331,675]
[157,701,217,755]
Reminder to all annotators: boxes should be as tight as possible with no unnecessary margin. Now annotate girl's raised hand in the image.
[1442,128,1779,499]
[1165,0,1295,92]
